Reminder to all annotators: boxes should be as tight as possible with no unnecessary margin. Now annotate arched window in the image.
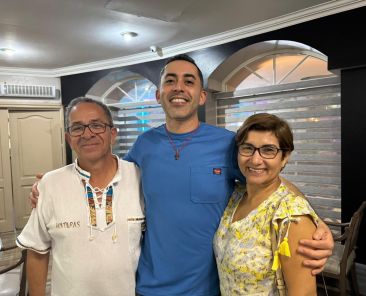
[209,40,341,222]
[87,71,165,157]
[102,76,157,104]
[223,40,335,91]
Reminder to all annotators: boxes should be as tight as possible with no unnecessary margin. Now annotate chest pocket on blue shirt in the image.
[190,165,232,203]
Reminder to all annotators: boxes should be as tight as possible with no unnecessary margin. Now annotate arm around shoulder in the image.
[280,179,334,273]
[297,217,334,275]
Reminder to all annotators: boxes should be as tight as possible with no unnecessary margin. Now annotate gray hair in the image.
[64,97,113,130]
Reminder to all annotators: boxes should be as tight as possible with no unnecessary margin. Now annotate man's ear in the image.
[110,127,118,145]
[156,89,161,104]
[65,133,71,145]
[199,90,207,106]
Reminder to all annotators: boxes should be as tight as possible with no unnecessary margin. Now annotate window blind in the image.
[110,101,165,157]
[215,78,341,221]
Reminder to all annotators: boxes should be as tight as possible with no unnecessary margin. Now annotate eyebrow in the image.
[241,143,278,147]
[164,73,197,80]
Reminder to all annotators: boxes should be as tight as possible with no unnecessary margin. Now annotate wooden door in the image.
[9,110,65,229]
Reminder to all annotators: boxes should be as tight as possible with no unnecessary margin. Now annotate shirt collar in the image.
[74,154,122,184]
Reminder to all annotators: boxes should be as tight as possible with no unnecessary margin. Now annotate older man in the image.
[17,97,144,296]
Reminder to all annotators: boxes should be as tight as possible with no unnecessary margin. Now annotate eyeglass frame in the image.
[238,143,289,159]
[67,122,113,137]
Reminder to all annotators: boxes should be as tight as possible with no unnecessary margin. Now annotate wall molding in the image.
[0,0,364,77]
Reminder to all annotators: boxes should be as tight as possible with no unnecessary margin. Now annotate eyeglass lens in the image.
[68,123,107,136]
[239,145,280,159]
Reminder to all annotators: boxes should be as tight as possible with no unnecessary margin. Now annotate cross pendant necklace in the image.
[164,124,200,160]
[174,151,180,160]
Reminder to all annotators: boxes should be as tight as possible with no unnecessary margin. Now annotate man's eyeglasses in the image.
[67,122,112,137]
[238,144,287,159]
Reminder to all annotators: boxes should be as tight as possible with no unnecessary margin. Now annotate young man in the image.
[18,98,144,296]
[125,54,333,296]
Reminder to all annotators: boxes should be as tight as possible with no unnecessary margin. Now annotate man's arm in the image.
[281,177,334,274]
[27,250,49,296]
[299,220,334,275]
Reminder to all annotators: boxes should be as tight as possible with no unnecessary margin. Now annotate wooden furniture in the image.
[322,201,366,295]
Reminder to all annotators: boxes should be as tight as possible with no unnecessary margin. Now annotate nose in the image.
[173,79,184,92]
[81,126,95,138]
[251,149,263,164]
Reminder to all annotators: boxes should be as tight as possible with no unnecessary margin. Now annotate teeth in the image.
[248,168,264,172]
[171,98,186,103]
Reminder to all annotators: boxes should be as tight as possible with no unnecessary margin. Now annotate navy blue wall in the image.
[61,7,366,263]
[341,66,366,264]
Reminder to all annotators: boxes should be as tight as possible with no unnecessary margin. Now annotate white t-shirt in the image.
[17,158,144,296]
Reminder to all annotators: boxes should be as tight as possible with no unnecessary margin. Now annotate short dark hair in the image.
[160,54,204,87]
[65,97,113,130]
[236,113,294,158]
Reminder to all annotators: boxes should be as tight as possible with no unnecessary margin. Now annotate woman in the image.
[214,113,318,295]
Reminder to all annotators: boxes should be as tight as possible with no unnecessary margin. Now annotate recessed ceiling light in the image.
[0,48,15,55]
[120,32,138,41]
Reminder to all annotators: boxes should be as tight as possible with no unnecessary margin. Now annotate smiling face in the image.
[65,102,117,166]
[157,60,206,130]
[238,130,290,188]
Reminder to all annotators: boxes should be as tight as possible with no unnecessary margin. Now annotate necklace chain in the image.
[164,124,200,160]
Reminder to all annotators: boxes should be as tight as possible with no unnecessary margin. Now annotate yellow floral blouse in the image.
[213,183,319,296]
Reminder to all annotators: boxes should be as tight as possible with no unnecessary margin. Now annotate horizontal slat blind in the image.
[215,78,341,221]
[110,101,165,157]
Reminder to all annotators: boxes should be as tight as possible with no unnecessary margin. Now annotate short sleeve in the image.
[231,144,245,184]
[270,190,319,270]
[16,179,53,254]
[273,194,319,226]
[123,136,140,165]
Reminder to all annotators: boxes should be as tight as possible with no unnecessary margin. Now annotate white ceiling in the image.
[0,0,364,76]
